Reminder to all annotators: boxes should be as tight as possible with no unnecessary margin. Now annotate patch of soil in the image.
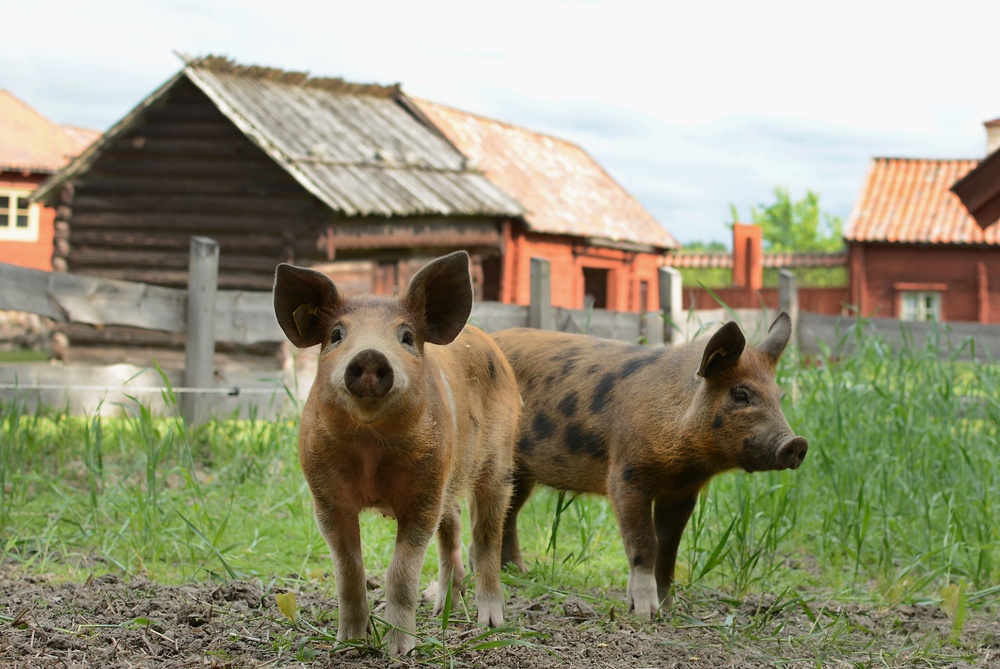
[1,564,998,668]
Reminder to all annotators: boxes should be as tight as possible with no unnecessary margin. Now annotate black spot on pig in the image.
[591,373,616,413]
[557,392,578,418]
[471,414,481,430]
[517,435,533,454]
[531,413,556,441]
[552,348,580,362]
[565,423,607,459]
[712,414,723,430]
[632,555,643,567]
[620,350,663,379]
[487,355,497,381]
[673,464,712,491]
[622,464,636,482]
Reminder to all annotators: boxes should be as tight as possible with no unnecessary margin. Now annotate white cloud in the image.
[2,0,999,245]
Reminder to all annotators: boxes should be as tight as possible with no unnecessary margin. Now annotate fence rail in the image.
[3,241,997,420]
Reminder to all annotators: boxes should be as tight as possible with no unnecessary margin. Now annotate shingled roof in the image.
[36,57,523,219]
[414,98,677,250]
[0,90,98,174]
[844,157,1000,246]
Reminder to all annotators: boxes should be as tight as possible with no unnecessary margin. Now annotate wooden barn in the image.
[0,90,97,270]
[845,153,1000,323]
[34,57,524,296]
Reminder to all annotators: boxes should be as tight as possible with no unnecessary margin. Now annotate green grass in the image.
[1,319,999,657]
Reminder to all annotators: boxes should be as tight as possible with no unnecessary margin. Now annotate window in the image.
[900,291,941,322]
[582,267,609,309]
[0,190,40,242]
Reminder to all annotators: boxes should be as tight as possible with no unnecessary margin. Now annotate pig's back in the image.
[493,328,678,494]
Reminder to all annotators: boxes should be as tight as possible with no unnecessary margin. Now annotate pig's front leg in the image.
[384,513,437,656]
[653,494,697,611]
[608,477,658,619]
[315,504,370,643]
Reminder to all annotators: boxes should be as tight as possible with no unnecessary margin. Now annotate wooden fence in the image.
[3,240,997,420]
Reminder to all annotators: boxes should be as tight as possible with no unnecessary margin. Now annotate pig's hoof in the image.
[477,593,504,628]
[385,628,416,656]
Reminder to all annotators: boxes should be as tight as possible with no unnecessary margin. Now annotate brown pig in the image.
[493,312,807,618]
[273,252,520,656]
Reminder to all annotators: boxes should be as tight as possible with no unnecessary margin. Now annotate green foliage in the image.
[733,187,843,254]
[2,327,999,657]
[734,186,845,287]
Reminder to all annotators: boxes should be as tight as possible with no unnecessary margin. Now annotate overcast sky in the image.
[3,0,999,246]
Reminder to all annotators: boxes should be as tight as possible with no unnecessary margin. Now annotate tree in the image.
[733,187,843,254]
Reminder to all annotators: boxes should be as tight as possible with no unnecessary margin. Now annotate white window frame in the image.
[899,290,942,322]
[0,189,41,242]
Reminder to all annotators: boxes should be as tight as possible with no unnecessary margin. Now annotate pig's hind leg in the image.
[499,470,536,572]
[433,502,467,616]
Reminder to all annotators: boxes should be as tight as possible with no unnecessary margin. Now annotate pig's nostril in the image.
[777,437,808,469]
[345,349,395,398]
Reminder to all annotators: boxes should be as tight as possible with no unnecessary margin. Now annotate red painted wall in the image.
[849,242,1000,323]
[501,222,664,312]
[0,173,53,271]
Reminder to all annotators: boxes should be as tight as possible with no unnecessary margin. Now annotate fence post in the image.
[658,266,682,344]
[182,237,219,425]
[779,269,799,345]
[528,257,555,330]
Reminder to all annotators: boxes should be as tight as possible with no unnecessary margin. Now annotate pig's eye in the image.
[398,326,415,348]
[731,387,751,404]
[329,325,345,347]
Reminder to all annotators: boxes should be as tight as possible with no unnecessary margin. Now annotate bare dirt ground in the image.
[2,563,998,668]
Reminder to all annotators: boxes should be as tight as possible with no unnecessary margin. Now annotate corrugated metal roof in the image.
[36,58,523,219]
[845,157,1000,245]
[186,62,522,218]
[414,98,677,250]
[0,90,97,174]
[665,252,846,269]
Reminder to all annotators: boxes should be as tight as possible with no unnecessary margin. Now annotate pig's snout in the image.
[345,349,395,399]
[776,436,808,470]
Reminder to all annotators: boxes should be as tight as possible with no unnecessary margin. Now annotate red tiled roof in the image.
[0,90,98,174]
[414,98,677,250]
[845,157,1000,245]
[665,252,846,269]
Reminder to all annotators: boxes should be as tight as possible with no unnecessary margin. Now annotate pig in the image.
[492,312,807,618]
[273,251,520,656]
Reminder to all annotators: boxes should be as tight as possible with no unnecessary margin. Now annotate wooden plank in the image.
[183,237,219,424]
[0,262,187,331]
[470,302,528,333]
[0,262,286,344]
[798,311,1000,360]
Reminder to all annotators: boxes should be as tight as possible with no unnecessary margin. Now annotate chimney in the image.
[732,223,763,291]
[986,118,1000,156]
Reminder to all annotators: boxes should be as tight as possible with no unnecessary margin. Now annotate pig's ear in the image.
[759,312,792,361]
[404,251,473,345]
[697,321,746,378]
[273,263,340,348]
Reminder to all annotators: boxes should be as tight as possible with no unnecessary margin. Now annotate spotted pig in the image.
[493,312,807,618]
[273,252,520,656]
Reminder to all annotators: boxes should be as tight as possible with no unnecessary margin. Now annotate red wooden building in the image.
[845,153,1000,323]
[0,90,98,270]
[416,99,677,311]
